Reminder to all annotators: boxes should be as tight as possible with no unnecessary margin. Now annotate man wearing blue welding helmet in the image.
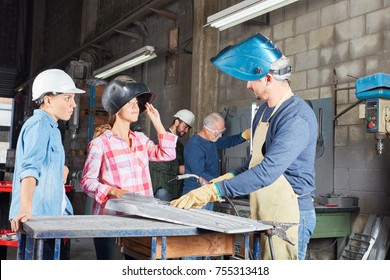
[171,33,318,260]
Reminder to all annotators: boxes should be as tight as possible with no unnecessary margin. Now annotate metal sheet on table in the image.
[105,193,272,234]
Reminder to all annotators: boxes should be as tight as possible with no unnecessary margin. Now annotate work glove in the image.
[170,183,221,209]
[241,128,251,140]
[210,172,235,183]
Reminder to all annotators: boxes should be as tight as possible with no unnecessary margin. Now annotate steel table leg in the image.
[268,235,275,260]
[35,239,44,260]
[17,233,26,260]
[151,236,157,260]
[244,233,250,260]
[24,235,35,260]
[253,234,261,260]
[161,236,167,260]
[54,238,61,260]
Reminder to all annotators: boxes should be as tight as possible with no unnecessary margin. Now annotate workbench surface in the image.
[23,215,203,239]
[20,215,269,260]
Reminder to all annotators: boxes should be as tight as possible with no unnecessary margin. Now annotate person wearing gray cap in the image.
[9,69,85,259]
[171,33,318,260]
[81,75,177,259]
[149,109,195,201]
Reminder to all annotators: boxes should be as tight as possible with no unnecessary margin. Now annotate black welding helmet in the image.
[101,79,156,115]
[210,33,284,81]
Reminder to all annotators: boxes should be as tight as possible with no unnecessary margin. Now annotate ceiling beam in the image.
[16,0,173,90]
[149,7,177,21]
[113,29,142,40]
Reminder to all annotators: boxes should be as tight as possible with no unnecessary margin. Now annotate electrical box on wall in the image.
[66,60,92,80]
[365,98,390,133]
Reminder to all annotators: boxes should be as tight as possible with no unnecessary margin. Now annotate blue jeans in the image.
[154,188,175,202]
[298,210,316,260]
[93,237,123,260]
[202,202,214,211]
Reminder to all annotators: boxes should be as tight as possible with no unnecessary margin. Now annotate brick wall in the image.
[216,0,390,216]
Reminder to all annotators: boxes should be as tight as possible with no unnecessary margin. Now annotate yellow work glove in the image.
[210,172,235,183]
[241,128,251,140]
[170,183,221,209]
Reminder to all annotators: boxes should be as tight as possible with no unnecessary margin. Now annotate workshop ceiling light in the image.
[206,0,299,31]
[93,46,157,79]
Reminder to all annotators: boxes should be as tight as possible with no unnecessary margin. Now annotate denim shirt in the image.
[9,109,73,220]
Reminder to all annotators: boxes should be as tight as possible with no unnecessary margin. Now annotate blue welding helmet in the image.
[210,33,283,81]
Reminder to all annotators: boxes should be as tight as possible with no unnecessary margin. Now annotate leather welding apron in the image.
[249,91,299,260]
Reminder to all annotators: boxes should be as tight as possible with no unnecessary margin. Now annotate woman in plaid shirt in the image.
[81,76,177,259]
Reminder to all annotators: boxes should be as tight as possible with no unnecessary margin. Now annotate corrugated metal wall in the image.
[0,0,19,97]
[43,0,83,67]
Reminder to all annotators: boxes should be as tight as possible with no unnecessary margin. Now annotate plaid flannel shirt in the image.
[81,129,177,215]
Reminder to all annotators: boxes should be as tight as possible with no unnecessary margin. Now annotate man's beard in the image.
[173,127,185,137]
[177,130,186,137]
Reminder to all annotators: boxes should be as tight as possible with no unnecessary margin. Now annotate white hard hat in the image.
[32,69,85,101]
[174,109,195,127]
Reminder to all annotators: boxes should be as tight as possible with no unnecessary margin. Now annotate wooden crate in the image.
[94,85,105,109]
[78,85,105,110]
[120,234,235,259]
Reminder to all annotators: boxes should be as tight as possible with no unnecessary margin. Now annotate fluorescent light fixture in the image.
[206,0,299,31]
[93,45,157,79]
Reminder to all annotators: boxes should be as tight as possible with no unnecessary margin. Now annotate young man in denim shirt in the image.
[9,69,85,259]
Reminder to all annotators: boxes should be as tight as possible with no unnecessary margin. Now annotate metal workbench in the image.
[18,215,272,260]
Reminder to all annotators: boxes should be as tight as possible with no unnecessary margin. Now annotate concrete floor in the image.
[6,237,96,260]
[68,238,96,260]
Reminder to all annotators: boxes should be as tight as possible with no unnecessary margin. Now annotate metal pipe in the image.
[267,233,275,260]
[332,69,338,194]
[334,86,356,91]
[175,174,199,180]
[334,100,363,120]
[332,70,357,194]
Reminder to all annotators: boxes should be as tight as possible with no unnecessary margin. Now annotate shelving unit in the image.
[68,85,107,173]
[0,181,16,259]
[0,230,17,248]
